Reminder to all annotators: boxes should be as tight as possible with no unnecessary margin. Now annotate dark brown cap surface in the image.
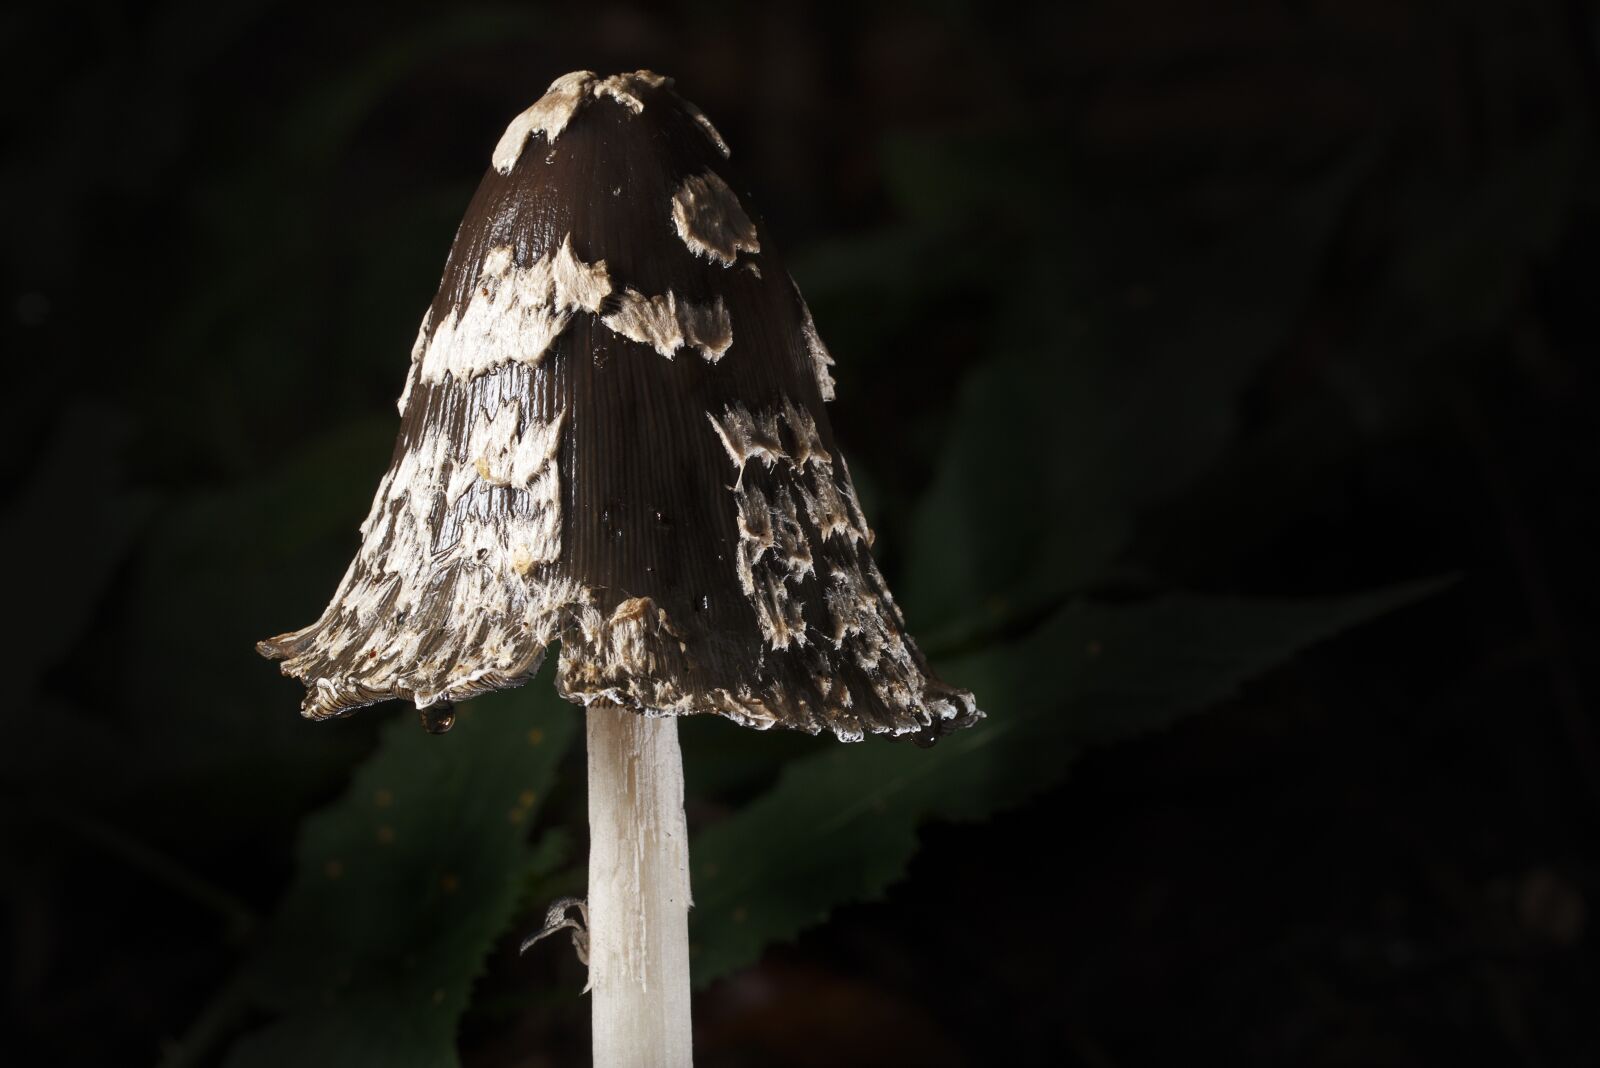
[258,71,980,742]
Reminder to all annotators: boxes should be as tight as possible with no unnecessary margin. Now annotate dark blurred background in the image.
[3,1,1598,1065]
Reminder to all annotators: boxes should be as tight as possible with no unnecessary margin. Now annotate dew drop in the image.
[419,701,456,735]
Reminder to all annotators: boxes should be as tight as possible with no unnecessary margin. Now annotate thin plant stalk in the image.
[586,704,694,1067]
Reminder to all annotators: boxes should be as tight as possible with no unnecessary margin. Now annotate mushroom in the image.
[258,70,981,1067]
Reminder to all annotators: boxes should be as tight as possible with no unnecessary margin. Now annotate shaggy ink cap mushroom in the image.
[258,70,982,745]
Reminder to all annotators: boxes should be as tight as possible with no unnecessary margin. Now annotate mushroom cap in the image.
[258,71,980,743]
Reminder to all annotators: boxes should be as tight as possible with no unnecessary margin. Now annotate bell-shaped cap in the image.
[258,71,980,743]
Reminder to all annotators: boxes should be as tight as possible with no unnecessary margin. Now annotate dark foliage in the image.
[2,2,1596,1066]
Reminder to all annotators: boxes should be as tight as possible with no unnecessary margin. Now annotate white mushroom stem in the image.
[587,704,695,1067]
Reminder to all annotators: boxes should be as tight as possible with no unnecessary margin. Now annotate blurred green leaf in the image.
[101,419,397,837]
[215,675,576,1068]
[681,713,828,802]
[280,8,540,161]
[902,166,1360,639]
[790,130,1070,368]
[1,403,158,803]
[1389,124,1580,343]
[688,579,1444,986]
[1,402,156,684]
[879,130,1071,227]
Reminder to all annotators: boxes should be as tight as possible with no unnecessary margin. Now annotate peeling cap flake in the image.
[258,70,981,743]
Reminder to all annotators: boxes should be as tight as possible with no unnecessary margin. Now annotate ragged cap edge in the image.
[262,586,981,743]
[557,674,983,744]
[553,592,982,742]
[698,393,978,740]
[257,395,577,718]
